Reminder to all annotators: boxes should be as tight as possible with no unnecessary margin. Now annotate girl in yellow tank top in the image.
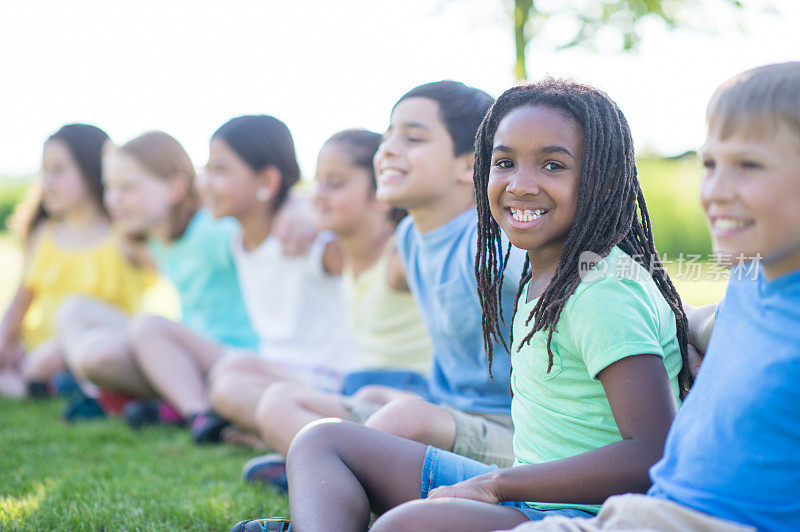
[0,124,152,397]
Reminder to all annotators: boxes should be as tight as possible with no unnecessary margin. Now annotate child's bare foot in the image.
[0,369,27,397]
[221,426,269,450]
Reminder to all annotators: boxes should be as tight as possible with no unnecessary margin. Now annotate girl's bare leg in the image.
[254,382,353,455]
[130,314,223,417]
[286,420,427,532]
[21,339,65,382]
[56,296,156,397]
[208,356,296,432]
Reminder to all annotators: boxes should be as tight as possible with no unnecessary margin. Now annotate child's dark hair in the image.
[14,123,110,241]
[395,81,494,156]
[323,129,406,225]
[474,78,692,393]
[212,115,300,210]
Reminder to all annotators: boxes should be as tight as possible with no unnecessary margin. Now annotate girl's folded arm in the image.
[445,353,677,505]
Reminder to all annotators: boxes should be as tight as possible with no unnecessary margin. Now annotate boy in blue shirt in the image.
[499,61,800,532]
[244,81,526,478]
[360,81,525,466]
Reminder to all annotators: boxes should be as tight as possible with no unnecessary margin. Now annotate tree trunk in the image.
[514,0,533,80]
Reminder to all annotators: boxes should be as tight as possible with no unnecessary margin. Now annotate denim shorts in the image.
[340,369,432,400]
[419,446,596,521]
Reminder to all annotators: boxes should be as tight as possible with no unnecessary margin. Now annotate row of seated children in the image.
[231,62,800,532]
[0,118,435,443]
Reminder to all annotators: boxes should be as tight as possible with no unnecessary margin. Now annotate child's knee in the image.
[127,314,166,352]
[371,500,435,532]
[351,384,393,404]
[73,336,126,380]
[208,374,237,416]
[254,381,298,427]
[286,418,353,467]
[365,397,445,442]
[54,295,95,331]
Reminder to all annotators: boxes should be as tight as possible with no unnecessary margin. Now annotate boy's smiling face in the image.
[700,120,800,279]
[374,97,474,231]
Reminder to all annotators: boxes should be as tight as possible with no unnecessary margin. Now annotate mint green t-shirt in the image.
[148,209,258,349]
[510,246,682,513]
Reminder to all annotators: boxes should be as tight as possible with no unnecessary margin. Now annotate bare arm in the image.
[0,229,43,364]
[0,284,34,365]
[321,240,344,276]
[429,354,677,505]
[272,191,319,257]
[385,248,410,292]
[682,299,717,356]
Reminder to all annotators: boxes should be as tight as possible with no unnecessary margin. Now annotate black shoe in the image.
[229,517,291,532]
[189,410,230,444]
[123,400,160,430]
[27,381,49,398]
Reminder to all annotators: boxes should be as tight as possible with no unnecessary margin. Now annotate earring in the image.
[256,188,271,202]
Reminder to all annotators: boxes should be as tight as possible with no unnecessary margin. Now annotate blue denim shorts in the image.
[419,446,596,521]
[340,369,432,401]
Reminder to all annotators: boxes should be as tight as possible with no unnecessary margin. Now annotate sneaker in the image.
[229,517,291,532]
[241,452,288,494]
[50,370,79,397]
[27,380,49,398]
[62,389,105,422]
[189,410,230,444]
[124,400,184,429]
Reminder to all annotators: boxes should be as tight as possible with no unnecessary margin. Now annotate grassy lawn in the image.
[0,231,728,529]
[0,236,284,529]
[0,399,288,530]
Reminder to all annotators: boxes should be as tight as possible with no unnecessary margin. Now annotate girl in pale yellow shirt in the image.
[0,124,152,397]
[241,129,433,462]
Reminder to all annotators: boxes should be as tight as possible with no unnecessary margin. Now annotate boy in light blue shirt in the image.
[501,61,800,532]
[360,81,525,467]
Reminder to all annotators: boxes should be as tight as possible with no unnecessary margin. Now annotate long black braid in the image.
[474,79,693,394]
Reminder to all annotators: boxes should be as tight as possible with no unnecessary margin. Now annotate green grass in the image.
[0,399,288,530]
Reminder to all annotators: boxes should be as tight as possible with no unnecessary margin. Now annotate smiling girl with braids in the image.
[271,79,687,532]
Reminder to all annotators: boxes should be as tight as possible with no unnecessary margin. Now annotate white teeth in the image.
[510,208,546,222]
[714,218,751,231]
[379,169,404,180]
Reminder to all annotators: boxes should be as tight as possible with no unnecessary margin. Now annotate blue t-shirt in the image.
[148,209,258,349]
[395,208,524,415]
[649,265,800,531]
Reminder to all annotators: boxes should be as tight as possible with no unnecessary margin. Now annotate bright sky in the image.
[0,0,798,179]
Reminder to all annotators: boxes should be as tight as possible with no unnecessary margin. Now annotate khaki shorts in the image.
[502,494,756,532]
[340,396,515,468]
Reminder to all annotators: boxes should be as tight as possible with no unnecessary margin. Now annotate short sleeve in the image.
[393,216,414,260]
[206,216,239,268]
[566,277,666,379]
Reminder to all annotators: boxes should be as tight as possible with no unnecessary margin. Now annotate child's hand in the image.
[426,476,501,504]
[273,194,319,257]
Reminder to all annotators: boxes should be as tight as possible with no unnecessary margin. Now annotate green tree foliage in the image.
[513,0,743,80]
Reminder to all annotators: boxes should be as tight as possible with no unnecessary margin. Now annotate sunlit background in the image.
[1,0,798,178]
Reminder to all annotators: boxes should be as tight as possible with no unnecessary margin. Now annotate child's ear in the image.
[167,172,192,203]
[256,165,283,199]
[456,152,476,185]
